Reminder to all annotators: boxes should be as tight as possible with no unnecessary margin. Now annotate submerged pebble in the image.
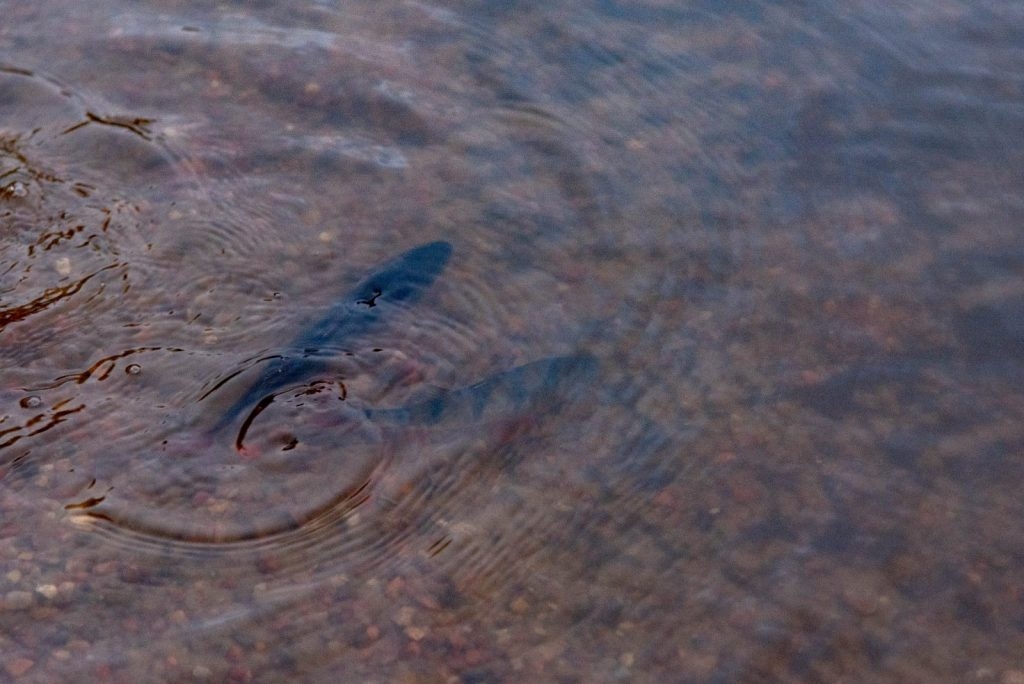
[19,396,42,409]
[3,590,34,611]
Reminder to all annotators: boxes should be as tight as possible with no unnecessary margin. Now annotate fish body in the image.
[366,354,597,428]
[209,240,452,435]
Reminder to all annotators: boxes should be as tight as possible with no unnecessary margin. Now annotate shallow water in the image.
[1,1,1023,681]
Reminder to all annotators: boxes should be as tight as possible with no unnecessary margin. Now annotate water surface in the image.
[1,1,1023,681]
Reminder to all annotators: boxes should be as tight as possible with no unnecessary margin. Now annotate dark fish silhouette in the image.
[208,240,452,438]
[64,240,599,541]
[366,354,597,428]
[206,239,595,454]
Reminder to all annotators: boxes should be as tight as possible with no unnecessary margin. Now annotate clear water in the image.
[1,1,1022,681]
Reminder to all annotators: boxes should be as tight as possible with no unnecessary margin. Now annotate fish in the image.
[366,354,597,429]
[65,240,600,542]
[207,240,452,439]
